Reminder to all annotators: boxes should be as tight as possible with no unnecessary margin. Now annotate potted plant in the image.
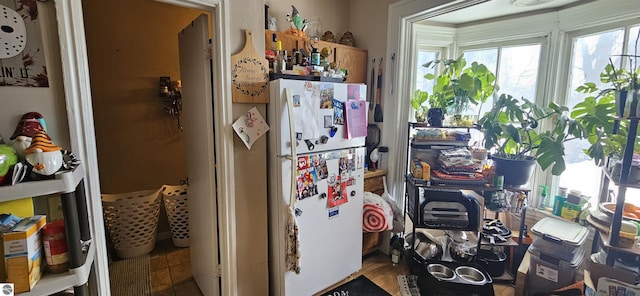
[478,94,586,185]
[572,63,640,169]
[423,55,497,125]
[410,89,429,123]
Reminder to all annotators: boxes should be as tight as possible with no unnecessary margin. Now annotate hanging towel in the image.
[285,207,300,273]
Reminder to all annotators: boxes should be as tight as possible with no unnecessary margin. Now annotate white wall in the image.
[0,1,70,150]
[350,0,400,124]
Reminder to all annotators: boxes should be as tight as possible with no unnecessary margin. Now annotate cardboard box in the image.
[515,251,530,296]
[584,257,639,296]
[3,215,46,293]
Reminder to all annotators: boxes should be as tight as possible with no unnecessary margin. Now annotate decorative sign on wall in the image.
[231,30,269,103]
[0,1,48,87]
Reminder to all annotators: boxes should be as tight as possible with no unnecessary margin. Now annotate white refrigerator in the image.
[268,78,367,295]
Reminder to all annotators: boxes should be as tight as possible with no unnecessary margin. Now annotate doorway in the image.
[80,0,235,295]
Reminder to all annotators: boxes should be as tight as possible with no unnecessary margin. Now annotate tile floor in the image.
[149,239,203,296]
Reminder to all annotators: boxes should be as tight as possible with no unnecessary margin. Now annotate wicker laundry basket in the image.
[162,185,190,247]
[102,189,161,259]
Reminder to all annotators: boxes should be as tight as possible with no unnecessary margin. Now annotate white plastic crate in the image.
[102,189,161,259]
[162,185,190,247]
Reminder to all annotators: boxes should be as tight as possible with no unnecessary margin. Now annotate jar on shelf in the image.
[42,219,69,273]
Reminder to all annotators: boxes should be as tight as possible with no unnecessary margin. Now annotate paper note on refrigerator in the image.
[345,100,367,139]
[294,93,321,140]
[232,107,270,149]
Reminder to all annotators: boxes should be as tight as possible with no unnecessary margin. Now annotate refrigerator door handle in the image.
[285,88,298,210]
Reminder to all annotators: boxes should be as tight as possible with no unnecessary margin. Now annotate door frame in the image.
[383,0,491,204]
[54,0,237,295]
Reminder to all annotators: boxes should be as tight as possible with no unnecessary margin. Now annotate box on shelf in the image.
[560,200,589,222]
[410,159,430,181]
[3,215,46,293]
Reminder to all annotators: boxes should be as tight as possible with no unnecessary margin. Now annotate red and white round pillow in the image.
[363,192,393,233]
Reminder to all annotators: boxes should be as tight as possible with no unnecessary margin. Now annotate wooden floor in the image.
[316,251,516,296]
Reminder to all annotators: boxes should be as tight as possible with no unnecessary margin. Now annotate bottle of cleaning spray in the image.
[538,185,548,209]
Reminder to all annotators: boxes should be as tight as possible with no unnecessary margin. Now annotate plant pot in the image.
[427,108,444,127]
[492,155,536,186]
[415,109,426,123]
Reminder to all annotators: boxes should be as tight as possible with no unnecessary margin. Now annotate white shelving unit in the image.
[1,164,93,296]
[0,165,85,201]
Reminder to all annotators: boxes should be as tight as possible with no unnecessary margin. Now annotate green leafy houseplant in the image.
[423,55,497,118]
[572,28,640,166]
[572,63,640,167]
[410,89,429,122]
[479,94,586,178]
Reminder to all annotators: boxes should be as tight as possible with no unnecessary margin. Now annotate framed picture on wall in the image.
[0,0,49,87]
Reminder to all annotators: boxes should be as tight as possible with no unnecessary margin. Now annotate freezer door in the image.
[284,147,365,295]
[270,79,367,155]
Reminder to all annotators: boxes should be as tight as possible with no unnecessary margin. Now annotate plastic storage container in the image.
[530,217,588,262]
[528,245,585,295]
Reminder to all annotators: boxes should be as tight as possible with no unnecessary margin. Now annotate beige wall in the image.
[229,1,270,295]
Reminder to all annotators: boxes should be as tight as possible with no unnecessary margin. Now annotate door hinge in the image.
[215,264,222,278]
[207,44,214,60]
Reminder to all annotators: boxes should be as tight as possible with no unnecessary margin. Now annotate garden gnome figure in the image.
[24,130,64,177]
[10,112,48,160]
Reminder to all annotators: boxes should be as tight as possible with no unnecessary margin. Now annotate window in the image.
[412,48,442,120]
[462,43,542,118]
[415,49,439,93]
[559,25,640,207]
